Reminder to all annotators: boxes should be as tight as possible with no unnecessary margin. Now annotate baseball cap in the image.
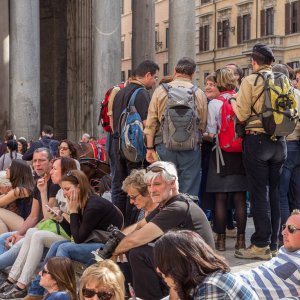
[252,43,275,62]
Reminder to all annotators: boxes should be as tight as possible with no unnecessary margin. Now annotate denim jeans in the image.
[279,140,300,236]
[243,134,286,249]
[28,240,104,296]
[111,137,144,226]
[0,231,24,270]
[156,144,201,199]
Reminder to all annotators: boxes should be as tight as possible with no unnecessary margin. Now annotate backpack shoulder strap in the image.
[128,87,144,108]
[161,83,171,93]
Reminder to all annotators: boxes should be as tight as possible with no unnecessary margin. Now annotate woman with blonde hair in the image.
[80,260,125,300]
[206,67,247,252]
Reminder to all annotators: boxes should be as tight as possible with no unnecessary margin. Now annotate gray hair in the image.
[291,209,300,216]
[33,147,52,161]
[175,57,196,76]
[272,64,289,77]
[144,161,179,189]
[82,133,90,140]
[122,169,148,196]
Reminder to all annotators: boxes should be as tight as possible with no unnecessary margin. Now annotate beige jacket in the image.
[144,77,207,140]
[233,65,272,133]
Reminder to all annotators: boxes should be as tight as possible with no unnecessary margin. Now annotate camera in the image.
[94,225,125,260]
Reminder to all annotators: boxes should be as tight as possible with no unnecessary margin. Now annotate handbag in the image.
[37,219,71,240]
[84,229,111,243]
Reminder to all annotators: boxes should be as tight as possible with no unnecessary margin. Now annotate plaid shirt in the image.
[194,271,259,300]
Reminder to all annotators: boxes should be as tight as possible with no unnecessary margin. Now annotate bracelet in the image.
[146,146,155,150]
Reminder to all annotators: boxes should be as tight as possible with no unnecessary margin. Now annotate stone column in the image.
[92,0,121,139]
[0,0,9,139]
[10,0,40,140]
[132,0,155,71]
[169,0,195,72]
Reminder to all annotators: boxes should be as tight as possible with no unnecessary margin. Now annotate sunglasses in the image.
[282,224,300,234]
[59,146,69,151]
[41,268,51,276]
[82,288,114,300]
[146,165,175,178]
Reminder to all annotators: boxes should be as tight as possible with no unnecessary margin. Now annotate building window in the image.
[217,20,229,48]
[242,68,250,77]
[286,1,300,34]
[287,61,300,69]
[237,14,251,44]
[166,27,169,49]
[204,72,210,83]
[128,70,132,79]
[201,0,211,4]
[261,7,274,36]
[199,25,209,52]
[163,63,169,76]
[121,41,124,59]
[121,71,125,82]
[121,0,124,15]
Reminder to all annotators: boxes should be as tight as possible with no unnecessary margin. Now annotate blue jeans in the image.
[156,144,201,199]
[243,134,286,249]
[279,140,300,236]
[28,240,104,296]
[0,231,24,270]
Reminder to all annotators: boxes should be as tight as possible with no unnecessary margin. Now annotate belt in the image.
[245,130,263,135]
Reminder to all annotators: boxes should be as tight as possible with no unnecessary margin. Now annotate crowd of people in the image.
[0,41,298,300]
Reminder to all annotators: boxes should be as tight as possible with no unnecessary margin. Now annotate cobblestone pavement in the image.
[218,217,265,272]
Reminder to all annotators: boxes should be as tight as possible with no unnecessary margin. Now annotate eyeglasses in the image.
[282,224,300,234]
[82,288,114,300]
[146,165,176,178]
[154,75,159,81]
[59,146,69,151]
[41,268,51,276]
[129,194,140,201]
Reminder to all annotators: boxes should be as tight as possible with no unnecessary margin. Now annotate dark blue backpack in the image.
[118,88,146,162]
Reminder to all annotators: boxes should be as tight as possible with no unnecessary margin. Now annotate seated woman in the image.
[80,260,125,300]
[0,140,22,171]
[58,140,80,170]
[17,138,28,155]
[0,160,35,234]
[154,230,258,300]
[122,169,158,224]
[0,157,77,299]
[25,170,124,299]
[40,257,77,300]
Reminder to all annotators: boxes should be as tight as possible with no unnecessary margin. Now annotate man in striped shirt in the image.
[238,210,300,299]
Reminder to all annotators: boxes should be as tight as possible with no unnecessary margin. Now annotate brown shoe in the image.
[235,244,272,260]
[215,233,226,251]
[23,295,44,300]
[235,234,246,250]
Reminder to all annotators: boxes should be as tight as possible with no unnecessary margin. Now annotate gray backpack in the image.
[161,83,201,151]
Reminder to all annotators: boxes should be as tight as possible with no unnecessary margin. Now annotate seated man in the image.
[113,161,215,300]
[237,209,300,299]
[0,148,58,276]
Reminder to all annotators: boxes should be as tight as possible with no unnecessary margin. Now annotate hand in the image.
[146,149,157,163]
[5,233,23,249]
[37,176,47,193]
[68,190,80,213]
[47,206,63,222]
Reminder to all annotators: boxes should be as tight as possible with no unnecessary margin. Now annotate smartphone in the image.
[44,204,60,216]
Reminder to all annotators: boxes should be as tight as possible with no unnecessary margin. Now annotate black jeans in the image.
[110,137,143,226]
[243,134,287,249]
[128,244,168,300]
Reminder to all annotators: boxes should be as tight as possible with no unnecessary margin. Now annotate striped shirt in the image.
[237,247,300,299]
[194,271,259,299]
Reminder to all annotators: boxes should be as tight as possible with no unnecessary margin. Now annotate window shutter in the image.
[285,3,291,34]
[260,9,266,37]
[217,21,222,48]
[199,26,204,52]
[297,0,300,32]
[247,14,251,40]
[237,16,242,44]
